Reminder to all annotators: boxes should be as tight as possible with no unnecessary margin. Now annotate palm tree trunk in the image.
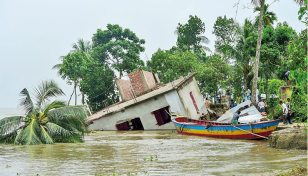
[74,82,77,105]
[81,91,85,105]
[251,0,265,105]
[68,86,75,106]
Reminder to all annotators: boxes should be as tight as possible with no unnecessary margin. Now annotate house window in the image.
[116,117,144,130]
[190,92,199,113]
[152,106,171,126]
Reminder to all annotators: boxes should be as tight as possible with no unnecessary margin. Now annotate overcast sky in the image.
[0,0,305,108]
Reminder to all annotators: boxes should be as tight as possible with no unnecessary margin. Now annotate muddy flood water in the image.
[0,131,307,176]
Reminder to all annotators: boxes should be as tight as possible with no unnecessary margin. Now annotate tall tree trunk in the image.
[265,77,268,113]
[251,0,265,105]
[68,86,75,106]
[74,82,77,105]
[81,91,85,105]
[215,88,217,108]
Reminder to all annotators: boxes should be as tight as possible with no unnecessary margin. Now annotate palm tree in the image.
[72,39,92,54]
[71,39,92,105]
[216,19,256,89]
[250,0,265,105]
[53,39,92,105]
[254,4,278,27]
[0,80,88,145]
[251,0,306,104]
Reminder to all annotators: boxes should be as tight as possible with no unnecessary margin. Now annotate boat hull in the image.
[172,117,280,139]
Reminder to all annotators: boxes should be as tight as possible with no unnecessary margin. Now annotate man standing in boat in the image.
[232,109,249,125]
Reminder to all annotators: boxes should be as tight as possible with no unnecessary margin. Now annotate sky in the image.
[0,0,306,108]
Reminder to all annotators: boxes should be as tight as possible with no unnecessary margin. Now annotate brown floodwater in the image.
[0,131,307,176]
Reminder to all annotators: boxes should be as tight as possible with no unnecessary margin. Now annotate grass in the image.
[274,166,307,176]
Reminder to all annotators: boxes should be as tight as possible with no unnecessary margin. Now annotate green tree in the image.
[54,39,92,105]
[287,29,307,122]
[92,24,145,77]
[72,39,92,54]
[147,47,202,83]
[79,57,117,113]
[54,52,86,105]
[0,80,88,145]
[200,54,229,101]
[175,15,210,53]
[226,66,245,96]
[233,19,257,88]
[274,22,297,57]
[251,0,306,104]
[212,15,238,62]
[254,4,278,27]
[298,0,307,24]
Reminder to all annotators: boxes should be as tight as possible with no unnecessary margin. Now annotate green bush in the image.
[291,86,307,122]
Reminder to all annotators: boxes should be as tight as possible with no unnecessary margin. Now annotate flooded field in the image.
[0,131,306,176]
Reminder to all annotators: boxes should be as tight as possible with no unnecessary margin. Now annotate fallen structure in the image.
[87,70,207,131]
[216,100,265,124]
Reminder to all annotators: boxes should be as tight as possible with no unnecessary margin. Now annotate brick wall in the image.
[142,70,156,90]
[116,79,134,101]
[128,70,159,96]
[128,70,147,96]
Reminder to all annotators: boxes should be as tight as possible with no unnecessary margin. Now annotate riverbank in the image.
[272,165,307,176]
[268,122,307,150]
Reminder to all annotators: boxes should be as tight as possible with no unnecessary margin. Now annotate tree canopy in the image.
[92,24,146,77]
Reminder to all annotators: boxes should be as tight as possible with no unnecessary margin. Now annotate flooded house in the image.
[87,69,208,131]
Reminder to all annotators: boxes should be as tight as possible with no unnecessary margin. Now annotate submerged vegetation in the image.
[0,80,88,145]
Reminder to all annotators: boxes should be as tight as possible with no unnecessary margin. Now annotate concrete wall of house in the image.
[177,77,207,119]
[164,90,187,116]
[116,79,134,101]
[89,94,176,131]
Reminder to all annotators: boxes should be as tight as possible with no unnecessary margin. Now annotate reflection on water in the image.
[0,131,306,176]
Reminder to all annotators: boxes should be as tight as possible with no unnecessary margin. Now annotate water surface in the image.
[0,131,306,176]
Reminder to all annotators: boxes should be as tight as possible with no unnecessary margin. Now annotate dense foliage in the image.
[0,80,88,145]
[55,3,307,122]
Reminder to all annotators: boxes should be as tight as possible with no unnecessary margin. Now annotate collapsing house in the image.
[87,69,208,131]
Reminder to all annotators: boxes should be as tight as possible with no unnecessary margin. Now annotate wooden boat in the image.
[172,117,280,139]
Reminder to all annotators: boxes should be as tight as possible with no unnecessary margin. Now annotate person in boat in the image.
[232,109,249,125]
[229,99,237,109]
[258,99,265,112]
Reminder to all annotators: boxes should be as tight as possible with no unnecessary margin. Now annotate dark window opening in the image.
[116,117,144,131]
[152,106,171,126]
